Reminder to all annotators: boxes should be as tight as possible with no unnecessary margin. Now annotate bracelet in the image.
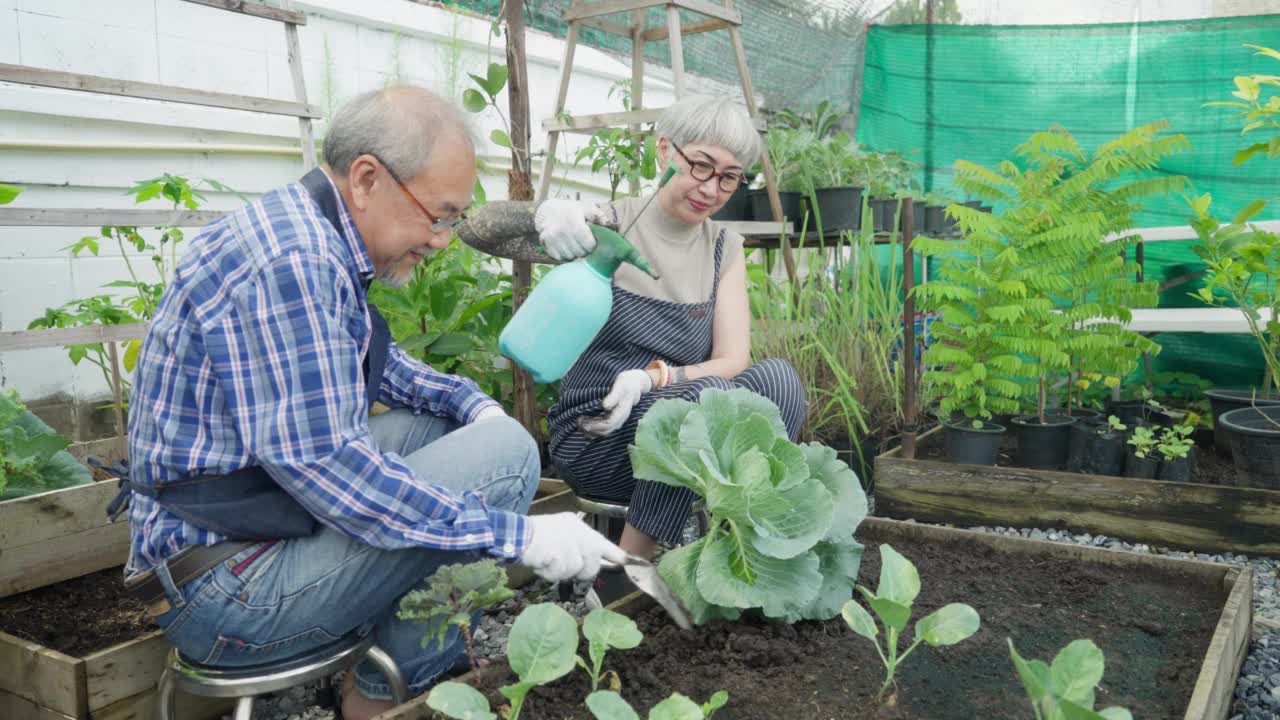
[645,359,671,389]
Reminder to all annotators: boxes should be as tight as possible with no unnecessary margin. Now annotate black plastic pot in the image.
[923,204,958,236]
[812,186,862,232]
[1066,417,1103,473]
[868,198,897,233]
[1104,399,1174,427]
[1067,419,1125,476]
[748,189,805,224]
[943,420,1006,466]
[1011,415,1077,470]
[1123,452,1160,479]
[905,201,926,236]
[1220,405,1280,489]
[711,183,752,221]
[1157,450,1195,482]
[1067,408,1103,423]
[1206,388,1280,456]
[962,200,983,210]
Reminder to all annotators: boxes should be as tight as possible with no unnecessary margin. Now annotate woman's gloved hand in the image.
[577,369,652,437]
[518,512,629,582]
[534,199,614,260]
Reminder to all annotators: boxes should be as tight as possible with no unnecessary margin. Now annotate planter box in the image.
[375,517,1251,720]
[0,476,577,720]
[875,426,1280,556]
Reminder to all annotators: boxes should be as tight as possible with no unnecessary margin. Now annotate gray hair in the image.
[655,95,763,169]
[322,86,476,180]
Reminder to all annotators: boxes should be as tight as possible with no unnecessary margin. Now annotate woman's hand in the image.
[577,369,653,437]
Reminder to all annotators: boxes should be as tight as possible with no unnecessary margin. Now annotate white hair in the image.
[655,95,763,168]
[322,85,476,180]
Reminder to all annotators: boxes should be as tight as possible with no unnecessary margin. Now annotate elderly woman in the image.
[546,94,806,565]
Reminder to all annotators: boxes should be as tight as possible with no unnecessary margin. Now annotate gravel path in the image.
[227,523,1279,720]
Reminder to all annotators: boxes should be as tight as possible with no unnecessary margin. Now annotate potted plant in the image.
[1067,415,1128,476]
[1155,423,1197,482]
[922,191,959,236]
[1124,425,1160,479]
[751,125,813,224]
[1196,44,1280,463]
[809,133,864,233]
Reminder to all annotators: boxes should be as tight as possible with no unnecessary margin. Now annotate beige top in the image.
[607,195,745,305]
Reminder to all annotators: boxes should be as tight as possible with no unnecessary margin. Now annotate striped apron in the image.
[547,232,807,543]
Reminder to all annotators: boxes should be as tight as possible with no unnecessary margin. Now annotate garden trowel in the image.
[594,553,693,631]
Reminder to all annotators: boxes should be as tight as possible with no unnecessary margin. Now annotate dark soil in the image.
[0,566,155,656]
[920,425,1239,485]
[464,534,1224,720]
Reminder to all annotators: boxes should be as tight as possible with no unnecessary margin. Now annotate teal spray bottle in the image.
[499,167,678,383]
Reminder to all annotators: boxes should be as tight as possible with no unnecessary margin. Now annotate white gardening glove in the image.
[519,512,629,582]
[577,369,652,437]
[535,199,608,261]
[472,405,507,422]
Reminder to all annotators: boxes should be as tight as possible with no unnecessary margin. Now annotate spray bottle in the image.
[499,167,677,383]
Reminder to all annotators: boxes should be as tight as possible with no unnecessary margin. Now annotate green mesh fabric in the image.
[856,15,1280,226]
[448,0,874,112]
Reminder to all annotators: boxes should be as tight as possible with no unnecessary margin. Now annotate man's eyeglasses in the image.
[671,142,745,194]
[370,154,467,232]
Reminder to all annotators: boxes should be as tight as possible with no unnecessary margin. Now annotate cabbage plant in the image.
[629,388,868,624]
[1009,638,1133,720]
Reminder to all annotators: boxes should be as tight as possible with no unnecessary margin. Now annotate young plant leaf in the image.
[702,690,729,717]
[0,183,23,205]
[648,693,704,720]
[586,690,640,720]
[876,544,921,606]
[583,607,643,689]
[841,598,878,640]
[914,603,980,646]
[426,682,496,720]
[491,129,513,150]
[507,603,579,684]
[1049,639,1106,706]
[462,88,487,113]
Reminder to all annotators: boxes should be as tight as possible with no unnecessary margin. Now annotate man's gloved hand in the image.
[577,369,652,437]
[534,199,612,261]
[519,512,629,582]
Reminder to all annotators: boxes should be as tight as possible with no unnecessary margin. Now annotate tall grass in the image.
[748,207,909,489]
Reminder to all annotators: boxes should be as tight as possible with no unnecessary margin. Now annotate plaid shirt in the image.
[125,171,526,576]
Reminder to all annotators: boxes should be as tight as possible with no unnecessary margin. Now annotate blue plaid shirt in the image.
[125,171,527,576]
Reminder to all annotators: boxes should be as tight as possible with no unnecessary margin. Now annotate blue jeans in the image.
[149,411,540,700]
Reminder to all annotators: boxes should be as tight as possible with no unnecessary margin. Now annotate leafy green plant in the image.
[426,603,578,720]
[397,559,514,672]
[1191,44,1280,396]
[577,607,642,692]
[915,122,1187,424]
[586,689,729,720]
[1157,423,1195,461]
[1104,415,1127,434]
[28,175,237,406]
[0,183,22,204]
[573,80,657,200]
[1009,638,1133,720]
[840,544,980,702]
[629,387,868,624]
[1127,426,1157,459]
[0,390,92,499]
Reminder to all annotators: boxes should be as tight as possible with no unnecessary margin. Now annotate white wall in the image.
[0,0,743,428]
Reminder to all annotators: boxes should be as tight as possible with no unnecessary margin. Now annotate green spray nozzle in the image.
[658,164,680,187]
[586,224,659,280]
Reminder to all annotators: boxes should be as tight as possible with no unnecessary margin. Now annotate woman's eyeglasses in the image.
[671,142,745,193]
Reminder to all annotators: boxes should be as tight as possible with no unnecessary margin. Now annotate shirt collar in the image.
[316,168,376,287]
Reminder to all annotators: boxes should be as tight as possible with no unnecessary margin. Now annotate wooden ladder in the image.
[0,0,322,440]
[533,0,797,277]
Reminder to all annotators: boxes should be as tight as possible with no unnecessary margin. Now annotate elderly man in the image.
[120,86,621,719]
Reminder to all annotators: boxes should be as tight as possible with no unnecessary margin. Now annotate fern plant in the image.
[915,123,1187,424]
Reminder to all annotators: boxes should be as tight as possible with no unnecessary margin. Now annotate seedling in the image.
[1157,424,1195,462]
[427,603,579,720]
[1103,416,1127,435]
[578,607,643,691]
[398,560,514,672]
[841,544,980,702]
[1009,638,1133,720]
[586,689,729,720]
[1126,426,1157,459]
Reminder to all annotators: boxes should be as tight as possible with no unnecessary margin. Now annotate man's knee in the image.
[469,416,540,509]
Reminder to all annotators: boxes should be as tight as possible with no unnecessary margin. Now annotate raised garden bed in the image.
[0,471,576,720]
[875,426,1280,556]
[377,517,1252,720]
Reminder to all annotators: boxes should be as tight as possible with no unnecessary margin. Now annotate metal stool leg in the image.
[233,696,254,720]
[363,644,409,704]
[155,665,176,720]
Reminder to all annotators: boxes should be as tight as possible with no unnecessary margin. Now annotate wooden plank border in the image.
[0,208,224,227]
[0,630,85,718]
[179,0,307,25]
[874,426,1280,556]
[0,325,148,353]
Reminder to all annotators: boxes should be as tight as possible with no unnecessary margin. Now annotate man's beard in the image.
[376,251,429,287]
